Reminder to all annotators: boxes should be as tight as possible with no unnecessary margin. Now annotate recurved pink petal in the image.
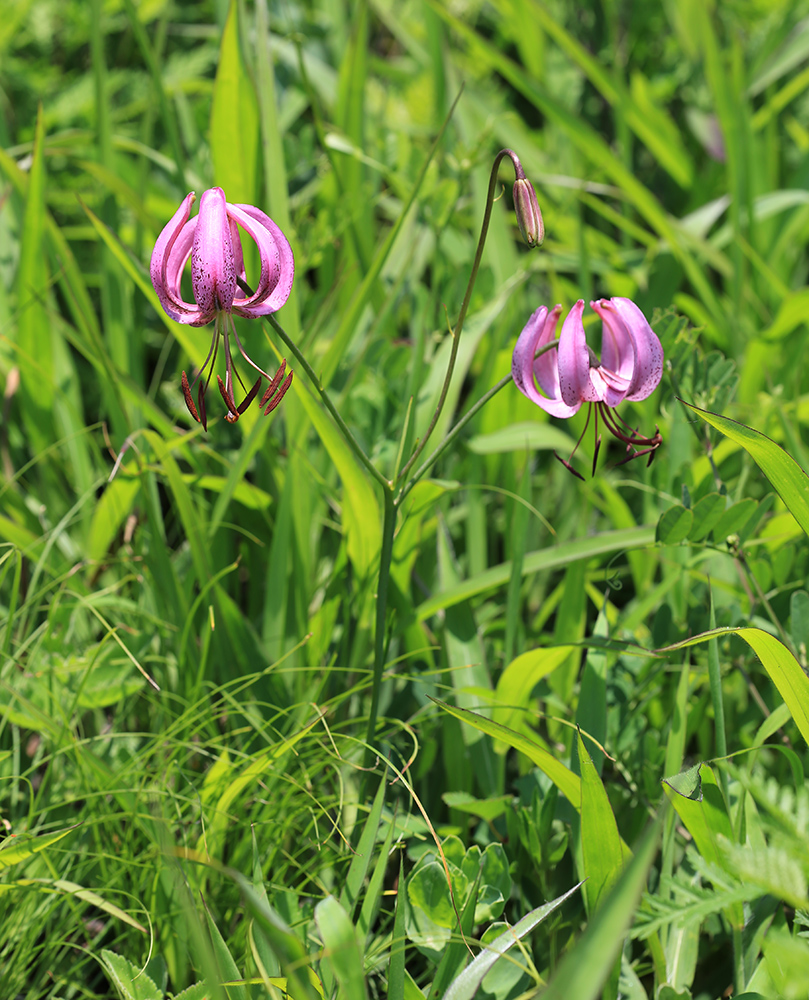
[191,187,238,318]
[607,298,663,400]
[229,204,294,315]
[592,298,635,386]
[512,305,580,418]
[150,192,205,324]
[558,300,599,405]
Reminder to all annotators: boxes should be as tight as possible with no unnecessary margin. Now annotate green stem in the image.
[364,487,397,769]
[266,313,390,492]
[400,339,559,501]
[396,148,525,483]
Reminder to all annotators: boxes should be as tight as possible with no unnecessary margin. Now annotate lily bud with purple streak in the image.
[513,176,544,248]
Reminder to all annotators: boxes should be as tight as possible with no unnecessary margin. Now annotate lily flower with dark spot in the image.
[512,298,663,477]
[150,187,294,429]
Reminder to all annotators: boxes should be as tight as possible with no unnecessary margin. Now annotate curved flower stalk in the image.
[150,187,294,429]
[512,298,664,477]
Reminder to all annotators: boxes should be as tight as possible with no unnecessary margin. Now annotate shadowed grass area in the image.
[3,1,809,997]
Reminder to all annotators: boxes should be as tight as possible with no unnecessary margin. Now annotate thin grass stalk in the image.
[397,148,518,483]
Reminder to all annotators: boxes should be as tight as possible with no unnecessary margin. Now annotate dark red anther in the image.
[198,382,208,432]
[181,371,201,424]
[260,359,287,408]
[263,370,293,415]
[217,375,239,417]
[237,377,262,415]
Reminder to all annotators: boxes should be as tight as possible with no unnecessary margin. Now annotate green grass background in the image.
[4,1,809,997]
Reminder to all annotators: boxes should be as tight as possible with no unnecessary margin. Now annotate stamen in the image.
[553,451,585,480]
[237,377,262,415]
[217,374,239,417]
[198,381,208,432]
[260,360,287,407]
[264,371,294,415]
[181,371,201,424]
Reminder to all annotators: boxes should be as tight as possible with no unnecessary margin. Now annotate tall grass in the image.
[3,1,809,997]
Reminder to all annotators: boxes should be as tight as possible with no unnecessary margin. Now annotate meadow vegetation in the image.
[3,1,809,997]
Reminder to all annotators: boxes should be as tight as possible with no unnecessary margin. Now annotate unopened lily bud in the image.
[513,177,544,248]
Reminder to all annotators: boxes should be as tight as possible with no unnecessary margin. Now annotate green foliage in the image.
[5,0,809,998]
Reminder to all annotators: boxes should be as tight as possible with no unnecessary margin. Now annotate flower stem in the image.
[266,313,391,492]
[364,486,397,769]
[396,148,525,483]
[400,339,560,501]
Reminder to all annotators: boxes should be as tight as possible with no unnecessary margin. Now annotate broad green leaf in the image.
[662,764,744,929]
[441,793,511,822]
[174,985,211,1000]
[441,886,581,1000]
[656,506,693,545]
[101,950,163,1000]
[492,646,574,740]
[578,731,625,915]
[417,527,655,620]
[688,493,726,541]
[683,402,809,538]
[661,627,809,748]
[711,498,758,543]
[539,815,663,1000]
[315,896,368,1000]
[210,0,258,205]
[760,930,809,1000]
[0,826,78,871]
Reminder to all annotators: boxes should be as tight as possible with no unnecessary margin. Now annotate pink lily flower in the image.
[150,187,295,429]
[512,298,664,477]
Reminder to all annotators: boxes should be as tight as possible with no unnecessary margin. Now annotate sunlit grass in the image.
[3,1,809,997]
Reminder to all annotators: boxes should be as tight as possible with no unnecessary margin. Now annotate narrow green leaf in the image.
[340,771,386,918]
[661,626,809,748]
[441,886,581,1000]
[15,105,52,452]
[432,699,580,809]
[204,899,249,1000]
[578,731,625,915]
[291,380,381,580]
[211,0,259,204]
[315,897,368,1000]
[250,829,281,980]
[239,880,322,1000]
[0,826,78,871]
[492,646,574,739]
[417,527,655,620]
[539,815,663,1000]
[683,402,809,538]
[388,853,407,1000]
